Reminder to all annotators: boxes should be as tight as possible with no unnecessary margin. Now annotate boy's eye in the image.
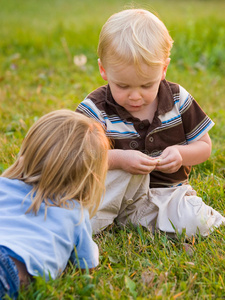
[117,84,128,89]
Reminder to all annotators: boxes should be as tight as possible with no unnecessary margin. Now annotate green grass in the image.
[0,0,225,298]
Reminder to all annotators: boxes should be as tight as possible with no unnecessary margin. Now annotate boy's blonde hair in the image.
[98,9,173,74]
[2,110,110,218]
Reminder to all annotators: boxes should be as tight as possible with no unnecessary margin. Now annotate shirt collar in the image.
[157,79,174,115]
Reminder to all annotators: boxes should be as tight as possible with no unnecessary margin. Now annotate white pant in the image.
[91,170,225,237]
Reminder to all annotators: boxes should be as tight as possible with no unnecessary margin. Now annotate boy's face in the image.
[98,59,169,118]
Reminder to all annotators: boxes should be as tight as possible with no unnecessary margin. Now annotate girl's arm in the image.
[11,257,32,286]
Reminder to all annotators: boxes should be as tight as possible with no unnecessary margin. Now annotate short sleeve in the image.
[76,98,106,129]
[70,211,99,269]
[178,85,214,143]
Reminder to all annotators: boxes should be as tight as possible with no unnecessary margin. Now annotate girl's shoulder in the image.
[0,176,32,192]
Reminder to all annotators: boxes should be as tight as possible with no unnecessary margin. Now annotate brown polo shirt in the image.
[76,80,214,188]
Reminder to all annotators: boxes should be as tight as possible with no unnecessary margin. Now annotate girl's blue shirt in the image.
[0,177,99,280]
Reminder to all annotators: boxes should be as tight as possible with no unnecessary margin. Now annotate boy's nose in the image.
[129,89,141,101]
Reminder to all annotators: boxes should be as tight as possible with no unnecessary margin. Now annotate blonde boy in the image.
[76,9,225,236]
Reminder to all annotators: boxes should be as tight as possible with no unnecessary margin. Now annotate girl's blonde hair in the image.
[98,9,173,75]
[2,110,110,218]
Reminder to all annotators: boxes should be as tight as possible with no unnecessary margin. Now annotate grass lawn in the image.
[0,0,225,298]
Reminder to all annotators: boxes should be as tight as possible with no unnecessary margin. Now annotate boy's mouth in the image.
[129,105,142,109]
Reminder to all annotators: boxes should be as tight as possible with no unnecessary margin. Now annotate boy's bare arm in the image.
[155,133,212,173]
[108,149,159,175]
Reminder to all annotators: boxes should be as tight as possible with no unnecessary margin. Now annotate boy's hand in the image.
[155,146,183,173]
[109,149,159,175]
[155,134,212,173]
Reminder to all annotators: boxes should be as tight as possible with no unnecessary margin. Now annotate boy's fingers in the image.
[145,158,159,166]
[149,157,163,165]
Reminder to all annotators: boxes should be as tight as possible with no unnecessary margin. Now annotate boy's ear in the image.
[161,58,170,80]
[98,59,108,81]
